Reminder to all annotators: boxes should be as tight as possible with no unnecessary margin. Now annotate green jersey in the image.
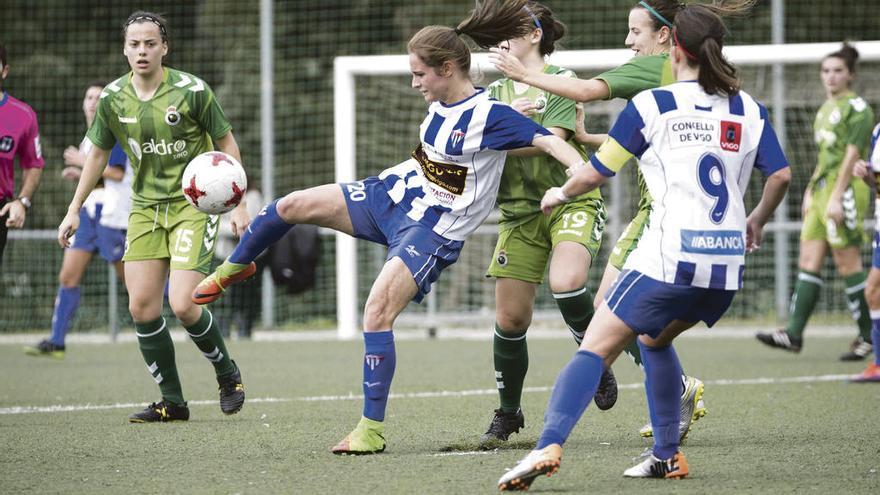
[811,91,874,187]
[596,54,675,212]
[489,64,600,224]
[87,67,233,207]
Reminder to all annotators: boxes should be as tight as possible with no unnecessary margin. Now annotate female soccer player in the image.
[479,1,612,447]
[757,43,874,360]
[57,12,250,422]
[497,4,790,489]
[195,0,592,454]
[27,81,132,358]
[489,0,751,442]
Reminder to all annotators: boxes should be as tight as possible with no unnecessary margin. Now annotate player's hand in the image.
[853,159,869,179]
[488,47,527,82]
[63,146,86,168]
[540,187,565,215]
[509,97,536,116]
[1,200,26,229]
[801,188,812,219]
[229,202,251,237]
[574,102,590,143]
[745,214,763,253]
[61,166,83,182]
[825,197,844,225]
[57,209,80,248]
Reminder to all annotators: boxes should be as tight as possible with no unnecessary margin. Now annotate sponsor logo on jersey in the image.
[411,144,467,196]
[533,93,548,113]
[164,106,181,126]
[128,138,189,160]
[680,229,745,255]
[720,120,742,152]
[118,116,138,124]
[0,135,14,153]
[667,117,717,149]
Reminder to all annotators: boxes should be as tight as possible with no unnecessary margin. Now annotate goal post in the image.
[334,41,880,340]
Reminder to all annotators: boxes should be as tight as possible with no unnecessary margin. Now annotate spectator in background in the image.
[0,42,45,266]
[214,187,265,339]
[25,81,133,358]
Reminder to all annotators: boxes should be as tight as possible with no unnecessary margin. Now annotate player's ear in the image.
[657,26,671,45]
[162,42,169,57]
[442,60,455,78]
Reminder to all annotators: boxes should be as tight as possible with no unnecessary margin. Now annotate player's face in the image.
[123,22,167,77]
[410,52,450,103]
[820,56,852,96]
[495,29,541,60]
[625,7,668,56]
[82,86,102,123]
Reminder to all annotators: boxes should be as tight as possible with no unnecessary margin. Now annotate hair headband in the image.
[523,5,544,40]
[673,28,699,61]
[639,1,674,28]
[126,15,168,40]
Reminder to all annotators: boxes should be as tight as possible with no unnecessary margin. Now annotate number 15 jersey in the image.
[590,82,789,290]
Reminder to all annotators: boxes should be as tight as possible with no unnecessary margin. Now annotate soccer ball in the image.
[181,151,247,215]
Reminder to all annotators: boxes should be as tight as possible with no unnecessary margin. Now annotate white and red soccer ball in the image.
[181,151,247,215]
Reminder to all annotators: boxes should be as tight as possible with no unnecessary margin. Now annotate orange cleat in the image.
[191,261,257,304]
[850,362,880,383]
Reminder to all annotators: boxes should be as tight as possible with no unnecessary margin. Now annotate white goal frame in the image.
[333,40,880,339]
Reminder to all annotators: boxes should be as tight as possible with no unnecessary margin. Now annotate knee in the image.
[496,308,532,333]
[549,273,585,294]
[129,298,159,322]
[866,282,880,308]
[58,271,80,288]
[276,192,306,223]
[363,298,394,331]
[168,294,199,325]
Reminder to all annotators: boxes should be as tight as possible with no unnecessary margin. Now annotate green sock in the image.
[184,308,235,377]
[136,317,184,405]
[623,339,643,367]
[493,324,528,413]
[844,271,872,341]
[552,286,595,345]
[786,270,823,338]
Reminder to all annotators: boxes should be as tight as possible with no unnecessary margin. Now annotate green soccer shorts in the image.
[486,198,606,284]
[608,204,651,271]
[124,199,220,273]
[801,178,868,249]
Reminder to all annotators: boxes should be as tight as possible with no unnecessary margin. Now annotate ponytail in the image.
[673,5,741,96]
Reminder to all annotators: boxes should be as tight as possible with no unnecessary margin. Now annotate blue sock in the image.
[536,350,603,449]
[871,310,880,366]
[228,200,293,264]
[362,331,396,422]
[639,340,683,460]
[50,286,81,346]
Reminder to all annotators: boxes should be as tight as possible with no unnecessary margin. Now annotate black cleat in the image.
[839,337,873,361]
[23,339,65,359]
[480,408,525,445]
[594,367,618,410]
[756,329,802,353]
[218,361,245,415]
[128,400,190,423]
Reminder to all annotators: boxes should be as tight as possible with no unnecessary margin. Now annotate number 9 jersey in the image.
[590,82,789,290]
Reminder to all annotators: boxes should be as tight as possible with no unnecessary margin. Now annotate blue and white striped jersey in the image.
[590,81,788,290]
[378,89,550,241]
[868,123,880,220]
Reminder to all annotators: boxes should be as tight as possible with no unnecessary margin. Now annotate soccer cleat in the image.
[839,337,873,361]
[623,451,689,479]
[128,400,190,423]
[850,363,880,382]
[479,408,525,446]
[594,367,618,411]
[331,417,387,455]
[191,261,257,304]
[756,329,803,353]
[23,340,65,359]
[639,376,706,442]
[217,361,245,415]
[498,443,563,491]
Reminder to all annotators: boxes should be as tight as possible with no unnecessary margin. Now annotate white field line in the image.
[0,373,852,416]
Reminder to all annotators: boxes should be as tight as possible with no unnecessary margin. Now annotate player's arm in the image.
[1,167,43,228]
[508,126,569,157]
[57,145,110,247]
[746,108,792,252]
[825,143,862,224]
[214,131,250,236]
[488,47,610,102]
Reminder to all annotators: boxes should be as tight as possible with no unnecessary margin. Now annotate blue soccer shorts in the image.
[340,177,463,303]
[604,269,736,339]
[71,204,126,263]
[872,232,880,269]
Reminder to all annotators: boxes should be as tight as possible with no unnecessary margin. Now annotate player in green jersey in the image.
[489,0,755,442]
[757,43,875,360]
[57,12,249,422]
[479,1,611,446]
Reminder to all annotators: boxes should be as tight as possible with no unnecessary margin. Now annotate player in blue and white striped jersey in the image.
[193,0,592,455]
[498,3,790,490]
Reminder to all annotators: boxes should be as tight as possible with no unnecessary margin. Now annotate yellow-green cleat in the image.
[331,417,387,455]
[24,340,65,359]
[639,375,706,442]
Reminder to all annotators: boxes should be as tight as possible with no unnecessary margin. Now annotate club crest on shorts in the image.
[164,106,181,126]
[497,250,508,266]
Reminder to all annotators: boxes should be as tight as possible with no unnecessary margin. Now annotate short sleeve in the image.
[595,56,666,100]
[86,96,117,151]
[480,104,551,151]
[194,80,233,140]
[844,98,873,151]
[755,108,789,176]
[19,111,45,169]
[589,100,648,176]
[108,142,128,168]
